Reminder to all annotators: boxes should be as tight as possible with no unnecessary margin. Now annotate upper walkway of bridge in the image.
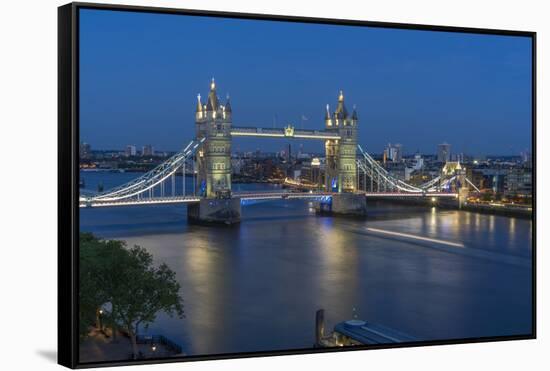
[231,126,341,140]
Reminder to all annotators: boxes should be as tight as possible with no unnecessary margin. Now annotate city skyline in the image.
[80,9,532,155]
[79,139,531,158]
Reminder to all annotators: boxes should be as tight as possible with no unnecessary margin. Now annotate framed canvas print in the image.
[58,2,536,368]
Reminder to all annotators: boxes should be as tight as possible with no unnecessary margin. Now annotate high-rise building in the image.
[288,143,292,163]
[437,142,451,162]
[384,143,402,163]
[452,152,464,163]
[393,143,402,162]
[142,145,154,157]
[413,152,424,170]
[521,150,532,166]
[79,142,91,159]
[125,145,137,157]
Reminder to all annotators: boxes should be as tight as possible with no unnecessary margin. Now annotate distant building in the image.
[300,158,323,185]
[504,168,532,196]
[231,158,244,175]
[452,152,464,163]
[125,145,137,157]
[412,152,424,170]
[437,142,451,162]
[490,174,506,194]
[142,145,154,157]
[387,164,414,181]
[79,142,91,159]
[287,143,292,162]
[521,150,532,167]
[384,143,402,163]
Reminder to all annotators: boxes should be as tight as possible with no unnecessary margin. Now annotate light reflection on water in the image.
[79,172,532,356]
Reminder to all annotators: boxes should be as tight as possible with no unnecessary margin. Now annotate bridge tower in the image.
[189,79,241,224]
[195,78,233,198]
[456,166,469,208]
[324,91,358,193]
[321,91,366,216]
[441,161,469,208]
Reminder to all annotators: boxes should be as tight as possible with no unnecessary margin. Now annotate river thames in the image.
[80,171,533,356]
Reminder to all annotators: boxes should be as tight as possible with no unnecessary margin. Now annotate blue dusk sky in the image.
[79,8,532,155]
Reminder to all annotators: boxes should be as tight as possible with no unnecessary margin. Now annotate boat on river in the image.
[315,309,418,347]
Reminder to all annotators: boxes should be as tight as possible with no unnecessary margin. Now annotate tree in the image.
[79,233,109,339]
[79,233,131,340]
[111,245,184,358]
[78,233,184,359]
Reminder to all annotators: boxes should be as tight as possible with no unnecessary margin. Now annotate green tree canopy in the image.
[79,233,184,358]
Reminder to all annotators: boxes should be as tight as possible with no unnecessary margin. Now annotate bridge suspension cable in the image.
[80,138,479,208]
[356,144,478,194]
[356,145,423,193]
[81,138,204,203]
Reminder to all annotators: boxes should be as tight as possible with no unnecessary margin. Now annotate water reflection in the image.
[80,174,533,357]
[317,218,360,320]
[510,218,516,241]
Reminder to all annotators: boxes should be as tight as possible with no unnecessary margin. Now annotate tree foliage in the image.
[79,233,184,358]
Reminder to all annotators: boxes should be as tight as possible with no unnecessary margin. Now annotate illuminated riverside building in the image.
[324,91,359,192]
[504,168,532,197]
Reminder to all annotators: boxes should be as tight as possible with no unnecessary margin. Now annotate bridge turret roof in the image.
[225,95,232,113]
[196,94,203,112]
[335,90,348,119]
[206,78,219,111]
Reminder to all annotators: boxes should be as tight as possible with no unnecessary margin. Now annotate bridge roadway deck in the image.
[79,191,457,208]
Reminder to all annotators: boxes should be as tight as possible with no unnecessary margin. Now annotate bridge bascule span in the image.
[80,79,476,223]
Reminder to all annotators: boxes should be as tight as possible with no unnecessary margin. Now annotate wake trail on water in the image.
[346,226,531,269]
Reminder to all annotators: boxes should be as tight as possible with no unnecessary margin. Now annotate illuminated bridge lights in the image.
[79,196,201,208]
[361,192,458,198]
[79,137,468,209]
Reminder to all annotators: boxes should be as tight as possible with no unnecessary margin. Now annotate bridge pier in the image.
[187,197,241,225]
[458,187,469,209]
[316,193,367,217]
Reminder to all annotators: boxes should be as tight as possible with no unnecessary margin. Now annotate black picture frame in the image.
[58,2,537,368]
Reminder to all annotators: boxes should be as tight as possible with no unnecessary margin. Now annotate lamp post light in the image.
[96,308,104,331]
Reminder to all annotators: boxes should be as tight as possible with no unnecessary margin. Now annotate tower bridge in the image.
[80,79,473,224]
